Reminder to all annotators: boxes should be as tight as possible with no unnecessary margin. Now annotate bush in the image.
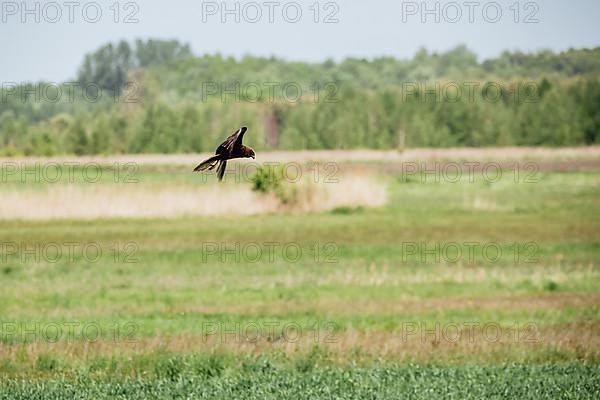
[250,166,299,206]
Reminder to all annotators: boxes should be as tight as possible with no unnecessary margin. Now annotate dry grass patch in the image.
[3,146,599,166]
[1,322,597,365]
[0,175,386,220]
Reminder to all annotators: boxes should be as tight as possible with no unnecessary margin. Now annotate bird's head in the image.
[243,146,256,159]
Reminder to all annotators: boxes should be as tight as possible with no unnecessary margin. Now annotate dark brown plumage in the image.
[193,126,255,181]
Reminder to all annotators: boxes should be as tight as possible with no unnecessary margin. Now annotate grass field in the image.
[0,148,599,397]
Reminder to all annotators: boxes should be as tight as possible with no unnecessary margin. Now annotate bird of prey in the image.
[193,126,255,181]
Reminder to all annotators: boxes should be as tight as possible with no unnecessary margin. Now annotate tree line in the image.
[1,40,599,155]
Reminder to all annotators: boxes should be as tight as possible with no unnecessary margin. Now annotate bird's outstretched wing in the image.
[216,126,247,156]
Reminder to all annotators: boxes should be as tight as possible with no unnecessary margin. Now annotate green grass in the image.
[1,361,598,399]
[0,161,599,392]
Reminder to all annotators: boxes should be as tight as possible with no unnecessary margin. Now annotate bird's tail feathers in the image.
[194,155,221,172]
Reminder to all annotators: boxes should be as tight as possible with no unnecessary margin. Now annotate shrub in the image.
[250,166,299,206]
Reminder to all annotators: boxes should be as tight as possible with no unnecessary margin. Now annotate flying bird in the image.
[193,126,255,181]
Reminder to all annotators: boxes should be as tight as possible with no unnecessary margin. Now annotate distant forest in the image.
[1,39,599,155]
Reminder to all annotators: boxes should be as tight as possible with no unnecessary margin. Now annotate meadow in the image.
[0,148,599,397]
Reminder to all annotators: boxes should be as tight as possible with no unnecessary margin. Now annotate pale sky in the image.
[1,0,600,82]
